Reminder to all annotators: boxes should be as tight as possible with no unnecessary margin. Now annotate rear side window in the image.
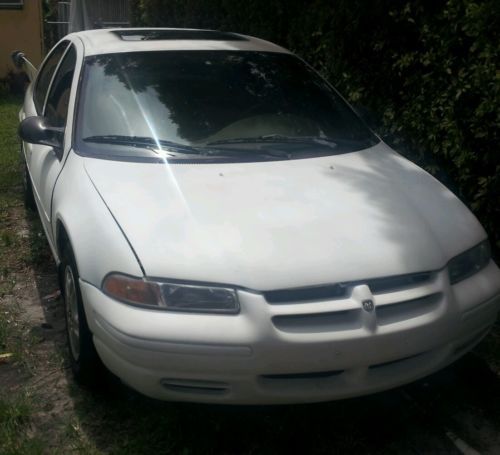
[44,45,77,128]
[33,41,68,113]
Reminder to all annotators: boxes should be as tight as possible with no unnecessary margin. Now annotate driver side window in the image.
[33,41,68,114]
[44,45,77,129]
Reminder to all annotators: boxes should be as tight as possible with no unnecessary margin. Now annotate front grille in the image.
[364,272,434,294]
[268,270,443,334]
[264,283,346,304]
[263,271,434,304]
[272,309,361,333]
[376,293,442,326]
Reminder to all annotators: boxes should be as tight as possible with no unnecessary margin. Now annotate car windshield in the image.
[76,50,379,161]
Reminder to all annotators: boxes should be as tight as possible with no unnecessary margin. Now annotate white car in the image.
[16,28,500,404]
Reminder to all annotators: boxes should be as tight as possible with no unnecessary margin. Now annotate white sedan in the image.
[16,28,500,404]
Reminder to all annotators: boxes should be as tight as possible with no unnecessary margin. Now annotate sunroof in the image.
[114,30,247,41]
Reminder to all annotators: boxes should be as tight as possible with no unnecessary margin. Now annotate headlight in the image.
[448,240,491,284]
[102,274,239,314]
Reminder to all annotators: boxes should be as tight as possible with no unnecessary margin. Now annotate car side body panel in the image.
[52,151,144,286]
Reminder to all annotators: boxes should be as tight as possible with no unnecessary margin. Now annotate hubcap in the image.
[64,265,80,361]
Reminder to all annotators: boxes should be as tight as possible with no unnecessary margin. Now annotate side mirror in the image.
[19,116,64,156]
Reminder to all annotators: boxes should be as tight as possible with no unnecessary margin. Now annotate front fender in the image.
[52,151,143,287]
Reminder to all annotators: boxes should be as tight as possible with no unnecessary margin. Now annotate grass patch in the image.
[0,94,24,298]
[0,311,8,351]
[0,94,79,453]
[0,392,43,455]
[0,95,44,453]
[0,94,24,355]
[0,94,22,205]
[0,308,15,354]
[26,214,53,266]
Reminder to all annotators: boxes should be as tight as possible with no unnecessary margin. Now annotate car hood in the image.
[83,142,485,290]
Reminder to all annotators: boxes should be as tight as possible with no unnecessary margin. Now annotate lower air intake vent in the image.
[160,378,229,395]
[261,370,344,380]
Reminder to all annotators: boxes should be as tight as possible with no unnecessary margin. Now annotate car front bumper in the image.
[80,261,500,404]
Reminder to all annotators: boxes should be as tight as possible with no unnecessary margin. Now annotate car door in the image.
[23,40,68,186]
[24,42,77,240]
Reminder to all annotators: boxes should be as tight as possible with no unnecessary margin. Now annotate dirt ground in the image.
[1,201,500,454]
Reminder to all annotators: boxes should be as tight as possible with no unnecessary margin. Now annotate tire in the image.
[61,243,103,386]
[22,163,36,211]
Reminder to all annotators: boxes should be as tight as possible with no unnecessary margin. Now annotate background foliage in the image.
[131,0,499,254]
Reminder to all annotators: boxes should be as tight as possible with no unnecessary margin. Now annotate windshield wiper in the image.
[205,135,337,148]
[82,135,336,161]
[83,135,201,154]
[206,148,294,160]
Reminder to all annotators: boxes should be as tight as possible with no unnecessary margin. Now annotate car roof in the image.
[70,28,291,56]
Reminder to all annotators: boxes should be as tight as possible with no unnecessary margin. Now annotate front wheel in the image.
[61,244,103,386]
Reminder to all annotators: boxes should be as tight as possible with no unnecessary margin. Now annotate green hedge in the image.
[132,0,500,255]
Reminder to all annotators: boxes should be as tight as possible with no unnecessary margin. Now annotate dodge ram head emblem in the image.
[362,299,374,312]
